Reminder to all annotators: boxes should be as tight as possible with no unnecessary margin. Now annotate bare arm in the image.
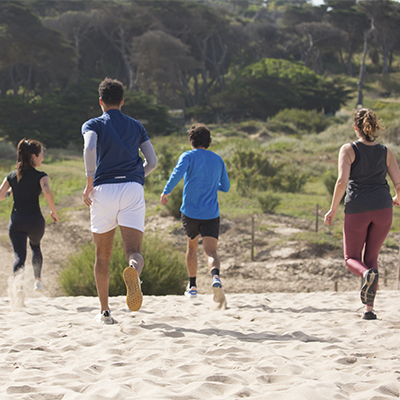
[40,176,58,222]
[0,177,11,201]
[324,144,353,225]
[387,148,400,206]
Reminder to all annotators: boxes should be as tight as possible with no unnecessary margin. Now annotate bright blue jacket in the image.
[163,149,230,220]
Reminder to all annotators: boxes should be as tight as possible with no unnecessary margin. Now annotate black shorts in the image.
[181,213,220,240]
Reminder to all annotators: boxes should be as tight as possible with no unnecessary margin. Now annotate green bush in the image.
[0,80,176,148]
[323,170,337,197]
[257,191,281,214]
[164,184,183,219]
[266,109,342,135]
[227,150,307,196]
[217,58,351,120]
[60,230,187,296]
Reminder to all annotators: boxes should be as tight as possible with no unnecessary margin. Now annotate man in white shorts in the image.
[81,77,157,324]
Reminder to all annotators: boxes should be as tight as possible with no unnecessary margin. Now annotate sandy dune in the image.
[1,290,399,399]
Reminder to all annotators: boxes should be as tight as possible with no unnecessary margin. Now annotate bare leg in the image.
[120,226,144,311]
[120,225,144,273]
[93,228,116,313]
[203,236,226,307]
[186,236,199,279]
[202,236,220,272]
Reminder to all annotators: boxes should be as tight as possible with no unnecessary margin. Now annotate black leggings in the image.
[9,213,45,278]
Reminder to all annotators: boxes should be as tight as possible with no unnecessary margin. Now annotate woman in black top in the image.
[0,139,58,292]
[324,109,400,320]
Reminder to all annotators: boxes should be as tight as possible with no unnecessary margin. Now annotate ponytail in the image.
[353,108,384,142]
[16,138,43,181]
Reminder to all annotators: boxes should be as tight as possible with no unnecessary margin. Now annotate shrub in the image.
[323,170,337,197]
[164,184,183,219]
[0,140,16,161]
[323,170,343,204]
[266,108,345,135]
[60,230,187,296]
[227,150,307,196]
[257,191,281,214]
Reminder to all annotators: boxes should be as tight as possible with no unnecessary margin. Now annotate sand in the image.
[1,201,400,399]
[1,288,400,400]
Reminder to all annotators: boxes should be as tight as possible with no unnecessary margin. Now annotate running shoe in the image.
[362,311,377,320]
[123,264,143,311]
[211,276,226,306]
[184,285,197,298]
[212,276,222,288]
[34,280,45,292]
[95,310,115,325]
[360,268,379,305]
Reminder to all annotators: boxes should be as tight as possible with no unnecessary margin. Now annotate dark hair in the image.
[187,124,212,149]
[354,108,383,142]
[98,77,124,106]
[16,138,43,181]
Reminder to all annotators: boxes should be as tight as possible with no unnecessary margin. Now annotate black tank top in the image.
[344,141,392,214]
[7,168,47,215]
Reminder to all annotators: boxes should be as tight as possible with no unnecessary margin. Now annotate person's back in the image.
[345,142,392,214]
[175,148,229,220]
[161,124,230,308]
[82,109,148,187]
[81,77,157,323]
[7,168,47,214]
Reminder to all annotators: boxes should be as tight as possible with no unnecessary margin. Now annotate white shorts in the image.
[90,182,145,234]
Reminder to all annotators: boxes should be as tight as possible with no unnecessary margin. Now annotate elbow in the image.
[336,178,348,188]
[150,158,157,170]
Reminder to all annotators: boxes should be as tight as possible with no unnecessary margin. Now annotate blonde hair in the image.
[353,108,384,142]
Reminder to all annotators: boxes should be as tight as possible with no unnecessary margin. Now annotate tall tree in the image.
[0,1,74,97]
[326,0,369,76]
[43,11,95,84]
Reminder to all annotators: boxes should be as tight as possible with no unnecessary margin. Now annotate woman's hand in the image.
[50,211,59,223]
[324,209,335,225]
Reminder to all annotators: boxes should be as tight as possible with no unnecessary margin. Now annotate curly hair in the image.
[16,138,43,181]
[354,108,384,142]
[187,124,212,149]
[98,77,124,106]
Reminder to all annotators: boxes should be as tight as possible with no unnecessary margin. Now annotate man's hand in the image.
[160,193,170,206]
[83,183,94,207]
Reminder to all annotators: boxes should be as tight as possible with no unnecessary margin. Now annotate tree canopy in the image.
[1,0,400,146]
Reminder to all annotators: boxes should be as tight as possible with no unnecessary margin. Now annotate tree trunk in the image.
[357,19,375,107]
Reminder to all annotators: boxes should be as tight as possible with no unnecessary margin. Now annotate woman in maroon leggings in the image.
[324,108,400,320]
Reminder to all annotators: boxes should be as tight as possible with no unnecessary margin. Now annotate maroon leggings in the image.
[343,208,392,279]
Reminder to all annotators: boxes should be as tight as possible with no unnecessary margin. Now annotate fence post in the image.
[251,215,255,262]
[315,204,319,233]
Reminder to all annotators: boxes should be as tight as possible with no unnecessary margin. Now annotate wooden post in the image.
[315,204,319,233]
[251,215,255,262]
[334,281,338,292]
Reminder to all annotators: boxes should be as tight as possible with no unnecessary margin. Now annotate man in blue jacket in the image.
[160,124,230,307]
[82,78,157,324]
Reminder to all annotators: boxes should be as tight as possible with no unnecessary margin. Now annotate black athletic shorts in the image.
[181,213,220,240]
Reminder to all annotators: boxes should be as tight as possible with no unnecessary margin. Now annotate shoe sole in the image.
[123,267,143,311]
[185,293,197,298]
[360,269,379,305]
